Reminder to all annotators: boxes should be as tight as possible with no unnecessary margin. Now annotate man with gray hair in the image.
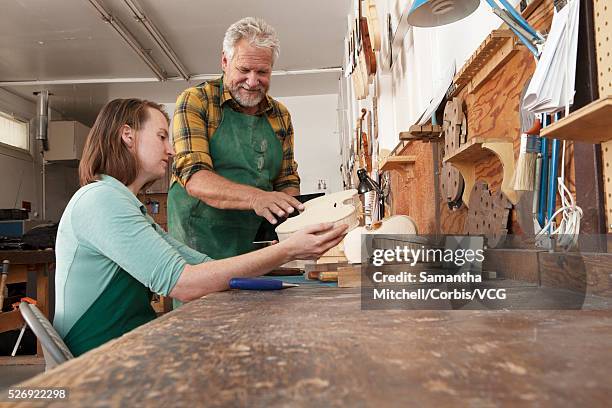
[168,17,307,261]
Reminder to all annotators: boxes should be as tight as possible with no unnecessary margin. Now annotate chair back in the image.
[19,301,73,370]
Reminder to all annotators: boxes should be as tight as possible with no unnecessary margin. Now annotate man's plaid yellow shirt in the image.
[171,77,300,191]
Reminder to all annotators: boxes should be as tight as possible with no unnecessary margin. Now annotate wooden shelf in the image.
[449,30,521,97]
[380,155,416,173]
[540,97,612,143]
[399,124,443,142]
[443,138,517,205]
[443,137,493,162]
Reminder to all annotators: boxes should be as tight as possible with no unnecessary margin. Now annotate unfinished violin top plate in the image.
[275,189,360,240]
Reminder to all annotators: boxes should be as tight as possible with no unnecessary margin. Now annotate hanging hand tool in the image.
[514,80,542,192]
[546,113,562,234]
[537,114,550,227]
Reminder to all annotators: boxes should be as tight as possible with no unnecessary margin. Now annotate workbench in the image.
[0,250,54,361]
[6,283,612,406]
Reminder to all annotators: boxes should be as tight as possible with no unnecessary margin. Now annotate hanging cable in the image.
[535,0,582,250]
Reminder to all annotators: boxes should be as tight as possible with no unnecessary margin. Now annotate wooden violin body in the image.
[275,190,361,241]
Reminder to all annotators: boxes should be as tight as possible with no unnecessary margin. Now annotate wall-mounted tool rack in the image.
[448,29,522,98]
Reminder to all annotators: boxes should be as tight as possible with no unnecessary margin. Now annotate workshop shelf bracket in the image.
[443,137,517,206]
[380,155,417,176]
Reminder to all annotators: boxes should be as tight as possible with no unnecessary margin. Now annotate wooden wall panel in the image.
[464,50,532,141]
[389,0,582,241]
[389,141,437,234]
[439,205,467,234]
[594,0,612,231]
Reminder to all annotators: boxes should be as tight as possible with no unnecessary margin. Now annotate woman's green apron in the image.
[168,87,282,259]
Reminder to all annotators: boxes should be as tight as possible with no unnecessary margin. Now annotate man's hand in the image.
[280,223,349,260]
[251,191,305,224]
[186,170,303,217]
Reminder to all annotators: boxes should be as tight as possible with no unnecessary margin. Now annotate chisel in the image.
[229,278,299,291]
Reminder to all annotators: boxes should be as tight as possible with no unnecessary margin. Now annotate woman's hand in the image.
[280,223,349,260]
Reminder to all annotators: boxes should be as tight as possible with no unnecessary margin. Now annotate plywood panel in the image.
[603,143,612,230]
[391,0,572,241]
[464,45,531,141]
[453,0,577,240]
[389,141,437,234]
[594,0,612,96]
[594,0,612,231]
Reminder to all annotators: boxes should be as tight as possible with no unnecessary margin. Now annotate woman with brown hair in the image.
[53,98,347,356]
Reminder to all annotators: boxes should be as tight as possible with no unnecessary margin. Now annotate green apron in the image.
[63,269,156,356]
[168,89,282,260]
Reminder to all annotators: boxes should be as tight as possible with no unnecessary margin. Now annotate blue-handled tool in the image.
[229,278,299,291]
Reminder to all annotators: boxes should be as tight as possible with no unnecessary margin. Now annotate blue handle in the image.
[537,115,550,226]
[546,113,562,234]
[229,278,284,290]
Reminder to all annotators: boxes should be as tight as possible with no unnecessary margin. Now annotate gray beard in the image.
[229,86,265,108]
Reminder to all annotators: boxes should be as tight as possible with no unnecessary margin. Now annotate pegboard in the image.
[603,143,612,231]
[594,0,612,231]
[594,0,611,96]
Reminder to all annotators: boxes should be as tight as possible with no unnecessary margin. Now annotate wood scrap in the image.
[307,270,321,280]
[318,271,339,282]
[399,124,443,142]
[316,256,349,264]
[337,266,362,288]
[266,268,303,277]
[304,262,349,280]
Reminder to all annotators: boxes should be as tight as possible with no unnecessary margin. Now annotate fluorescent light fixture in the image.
[87,0,167,80]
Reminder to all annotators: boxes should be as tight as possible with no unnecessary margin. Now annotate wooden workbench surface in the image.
[0,250,55,265]
[7,286,612,407]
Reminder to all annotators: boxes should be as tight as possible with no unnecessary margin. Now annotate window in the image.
[0,111,29,151]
